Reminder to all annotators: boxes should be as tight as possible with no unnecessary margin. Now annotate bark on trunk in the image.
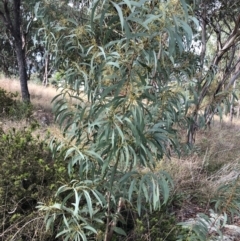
[13,0,30,102]
[0,0,30,102]
[15,41,30,102]
[43,52,49,86]
[229,79,236,122]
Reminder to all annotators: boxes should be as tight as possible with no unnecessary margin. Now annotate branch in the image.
[225,45,236,74]
[210,17,222,50]
[106,197,125,241]
[0,1,12,33]
[0,10,7,24]
[13,0,21,36]
[214,55,240,95]
[213,36,239,66]
[233,13,240,35]
[3,0,14,33]
[104,192,111,241]
[226,53,240,89]
[222,18,231,33]
[227,71,240,89]
[200,3,207,68]
[212,13,240,66]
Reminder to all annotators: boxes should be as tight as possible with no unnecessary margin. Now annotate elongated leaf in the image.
[73,188,80,216]
[91,0,101,30]
[111,2,124,31]
[113,227,127,236]
[83,190,93,218]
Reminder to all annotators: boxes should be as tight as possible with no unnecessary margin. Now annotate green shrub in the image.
[128,200,187,241]
[0,126,68,240]
[8,101,33,120]
[0,87,18,115]
[0,87,33,120]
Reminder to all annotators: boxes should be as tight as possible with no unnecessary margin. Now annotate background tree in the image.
[0,0,33,101]
[0,0,58,100]
[186,0,240,144]
[35,0,92,86]
[0,33,18,76]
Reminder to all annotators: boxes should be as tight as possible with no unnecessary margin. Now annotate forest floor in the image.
[1,77,240,240]
[0,77,58,112]
[0,77,64,139]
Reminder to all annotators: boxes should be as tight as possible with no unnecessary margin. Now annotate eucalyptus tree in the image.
[0,0,32,101]
[0,0,53,101]
[186,0,240,143]
[37,0,197,240]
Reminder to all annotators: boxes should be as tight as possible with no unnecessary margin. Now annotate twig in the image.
[0,216,44,239]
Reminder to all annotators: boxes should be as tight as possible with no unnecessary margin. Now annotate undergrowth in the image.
[0,128,68,240]
[1,84,240,240]
[0,87,32,120]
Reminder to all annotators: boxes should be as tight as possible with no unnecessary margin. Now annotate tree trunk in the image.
[13,0,30,102]
[43,52,49,86]
[15,41,30,102]
[0,0,30,102]
[229,79,236,122]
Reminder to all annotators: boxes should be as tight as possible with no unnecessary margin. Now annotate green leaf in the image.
[91,189,105,206]
[113,227,127,236]
[141,182,149,202]
[178,19,193,46]
[83,190,93,218]
[91,0,101,30]
[179,0,189,19]
[143,14,162,26]
[63,214,70,229]
[111,2,124,31]
[119,171,137,183]
[34,2,41,18]
[128,179,136,202]
[84,225,97,234]
[56,229,69,238]
[152,177,158,210]
[46,215,54,231]
[73,188,80,216]
[158,176,169,204]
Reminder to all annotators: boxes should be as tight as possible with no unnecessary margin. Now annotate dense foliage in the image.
[0,88,68,240]
[0,125,71,240]
[0,87,33,120]
[36,0,198,240]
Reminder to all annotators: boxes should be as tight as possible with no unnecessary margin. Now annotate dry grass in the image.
[157,117,240,220]
[0,77,59,112]
[0,77,87,141]
[0,77,65,143]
